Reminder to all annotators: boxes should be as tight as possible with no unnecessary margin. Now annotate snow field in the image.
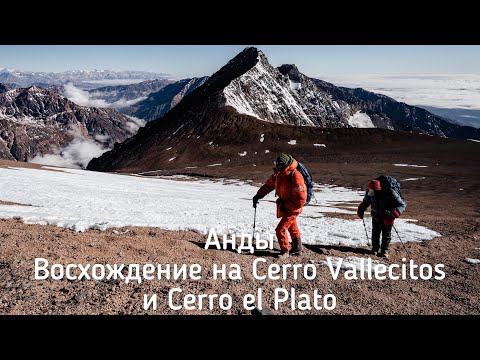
[0,166,440,246]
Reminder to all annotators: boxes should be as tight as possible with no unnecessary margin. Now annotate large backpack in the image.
[375,175,404,200]
[292,162,315,205]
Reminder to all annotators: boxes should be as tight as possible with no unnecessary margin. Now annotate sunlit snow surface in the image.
[393,164,429,168]
[465,258,480,264]
[347,111,375,128]
[0,167,440,246]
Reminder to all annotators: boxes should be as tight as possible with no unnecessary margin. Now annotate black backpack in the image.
[292,162,315,205]
[375,175,404,200]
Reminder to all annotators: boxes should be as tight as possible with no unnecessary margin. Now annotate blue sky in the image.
[1,45,479,78]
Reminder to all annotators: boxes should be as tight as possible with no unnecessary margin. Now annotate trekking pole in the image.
[392,223,412,258]
[252,206,257,239]
[362,218,371,246]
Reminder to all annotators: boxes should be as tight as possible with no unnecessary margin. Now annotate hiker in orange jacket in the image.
[253,153,307,259]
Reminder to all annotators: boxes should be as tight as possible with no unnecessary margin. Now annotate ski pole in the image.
[362,218,371,246]
[392,223,412,258]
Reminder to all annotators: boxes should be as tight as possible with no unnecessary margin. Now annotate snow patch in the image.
[238,151,247,157]
[185,166,198,169]
[265,150,270,153]
[260,134,265,143]
[347,111,375,128]
[467,139,480,143]
[464,258,480,264]
[402,177,426,181]
[207,163,222,167]
[288,140,297,145]
[394,164,429,168]
[172,124,184,136]
[289,80,301,91]
[314,144,326,147]
[137,169,162,175]
[165,147,172,151]
[168,157,176,161]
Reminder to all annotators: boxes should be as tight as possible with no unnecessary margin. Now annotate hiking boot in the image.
[378,251,389,259]
[290,238,302,255]
[276,251,290,260]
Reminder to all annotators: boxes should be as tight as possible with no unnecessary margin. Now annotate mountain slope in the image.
[0,84,137,162]
[88,47,480,173]
[87,79,173,105]
[418,106,480,129]
[224,61,355,127]
[124,77,208,121]
[310,79,475,137]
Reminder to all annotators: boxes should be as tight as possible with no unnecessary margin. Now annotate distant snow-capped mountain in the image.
[0,68,171,88]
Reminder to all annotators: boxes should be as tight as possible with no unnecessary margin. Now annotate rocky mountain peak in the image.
[23,85,52,96]
[277,64,302,82]
[200,47,263,93]
[221,51,332,126]
[233,46,263,63]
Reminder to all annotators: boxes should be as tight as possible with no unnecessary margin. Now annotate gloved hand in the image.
[385,209,401,218]
[253,195,260,208]
[357,209,364,219]
[384,216,395,226]
[383,210,395,226]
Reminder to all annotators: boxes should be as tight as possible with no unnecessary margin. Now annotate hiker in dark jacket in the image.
[357,179,406,258]
[252,153,307,259]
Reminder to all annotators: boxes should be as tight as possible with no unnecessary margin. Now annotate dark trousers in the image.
[372,221,392,253]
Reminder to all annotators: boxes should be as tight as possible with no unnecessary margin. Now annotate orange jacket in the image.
[256,159,307,218]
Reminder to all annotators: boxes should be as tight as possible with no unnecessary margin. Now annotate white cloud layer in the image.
[29,128,108,169]
[319,74,480,110]
[125,115,146,134]
[63,83,109,108]
[63,83,146,109]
